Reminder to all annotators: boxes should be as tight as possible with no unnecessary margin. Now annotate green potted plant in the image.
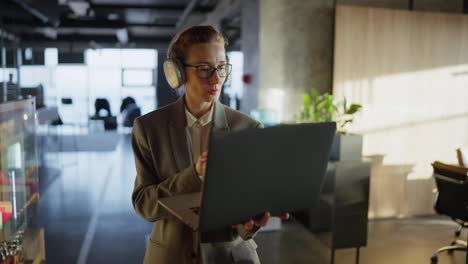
[297,88,363,161]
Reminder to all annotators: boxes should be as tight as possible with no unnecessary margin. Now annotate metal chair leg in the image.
[455,225,463,237]
[431,245,467,263]
[454,240,467,247]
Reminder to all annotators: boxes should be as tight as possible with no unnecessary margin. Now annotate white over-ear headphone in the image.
[163,56,186,89]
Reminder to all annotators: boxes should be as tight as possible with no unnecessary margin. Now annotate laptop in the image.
[158,122,336,233]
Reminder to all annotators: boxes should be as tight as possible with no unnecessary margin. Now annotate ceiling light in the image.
[42,27,58,39]
[108,13,119,20]
[25,48,33,60]
[68,1,90,17]
[116,28,129,44]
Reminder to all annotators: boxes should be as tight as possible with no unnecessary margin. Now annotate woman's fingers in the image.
[254,212,271,227]
[243,219,255,230]
[195,152,209,176]
[276,213,290,220]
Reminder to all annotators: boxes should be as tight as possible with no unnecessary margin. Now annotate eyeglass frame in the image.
[183,63,232,79]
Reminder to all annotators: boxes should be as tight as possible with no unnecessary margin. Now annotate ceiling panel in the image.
[90,0,191,6]
[1,0,239,49]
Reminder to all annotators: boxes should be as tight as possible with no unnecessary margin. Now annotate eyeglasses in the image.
[184,63,232,79]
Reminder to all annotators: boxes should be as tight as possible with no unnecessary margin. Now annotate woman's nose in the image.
[208,70,221,84]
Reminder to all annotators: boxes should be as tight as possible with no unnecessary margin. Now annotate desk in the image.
[36,106,59,125]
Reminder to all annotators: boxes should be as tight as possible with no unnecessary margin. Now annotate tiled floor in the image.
[256,217,467,264]
[39,134,152,264]
[38,134,467,264]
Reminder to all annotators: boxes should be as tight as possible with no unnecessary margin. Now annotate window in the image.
[122,68,154,87]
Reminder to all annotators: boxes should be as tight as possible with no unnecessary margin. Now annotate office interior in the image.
[0,0,467,263]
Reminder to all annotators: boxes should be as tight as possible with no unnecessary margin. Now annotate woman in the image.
[131,25,286,264]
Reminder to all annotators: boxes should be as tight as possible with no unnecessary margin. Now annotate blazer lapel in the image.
[212,100,230,134]
[169,99,230,171]
[169,96,193,171]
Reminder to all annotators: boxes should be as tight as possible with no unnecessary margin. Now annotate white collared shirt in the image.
[185,105,214,168]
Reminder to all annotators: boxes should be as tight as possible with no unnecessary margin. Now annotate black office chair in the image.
[430,161,468,264]
[120,96,136,113]
[122,103,141,127]
[92,98,112,119]
[90,98,117,130]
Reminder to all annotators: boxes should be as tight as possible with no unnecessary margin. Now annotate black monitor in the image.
[58,52,85,64]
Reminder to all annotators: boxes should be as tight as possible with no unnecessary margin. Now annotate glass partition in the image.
[0,99,39,242]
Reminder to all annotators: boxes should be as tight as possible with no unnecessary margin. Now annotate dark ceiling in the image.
[0,0,242,50]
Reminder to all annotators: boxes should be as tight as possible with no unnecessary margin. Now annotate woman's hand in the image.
[195,151,208,179]
[242,212,290,231]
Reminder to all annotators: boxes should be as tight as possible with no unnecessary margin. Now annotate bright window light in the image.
[122,69,154,87]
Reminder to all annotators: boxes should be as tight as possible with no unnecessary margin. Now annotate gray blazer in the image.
[131,96,262,264]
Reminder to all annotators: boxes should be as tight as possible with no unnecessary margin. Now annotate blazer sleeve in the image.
[131,118,202,222]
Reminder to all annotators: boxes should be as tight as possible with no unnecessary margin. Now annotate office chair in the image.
[93,98,112,119]
[91,98,117,130]
[119,96,136,113]
[122,103,141,127]
[455,148,468,238]
[457,148,467,168]
[430,161,468,264]
[119,97,141,127]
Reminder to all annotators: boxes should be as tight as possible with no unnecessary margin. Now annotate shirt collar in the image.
[185,104,214,127]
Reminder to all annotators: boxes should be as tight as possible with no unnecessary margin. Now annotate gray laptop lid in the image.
[199,122,336,232]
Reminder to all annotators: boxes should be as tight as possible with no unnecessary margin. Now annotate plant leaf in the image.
[303,93,310,106]
[342,97,347,113]
[311,88,319,103]
[345,104,362,115]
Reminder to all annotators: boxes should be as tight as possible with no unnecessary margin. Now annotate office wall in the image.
[240,0,260,115]
[333,5,468,216]
[242,0,463,120]
[258,0,334,122]
[338,0,463,13]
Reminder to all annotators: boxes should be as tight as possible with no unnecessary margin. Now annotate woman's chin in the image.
[203,94,219,102]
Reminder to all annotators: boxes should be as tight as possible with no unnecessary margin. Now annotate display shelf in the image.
[0,99,42,262]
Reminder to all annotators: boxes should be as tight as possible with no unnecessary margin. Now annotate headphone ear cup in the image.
[163,58,186,89]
